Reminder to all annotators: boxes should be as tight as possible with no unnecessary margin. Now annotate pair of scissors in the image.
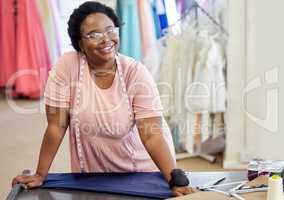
[199,179,249,200]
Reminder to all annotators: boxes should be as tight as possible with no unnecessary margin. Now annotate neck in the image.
[86,56,115,71]
[86,56,116,77]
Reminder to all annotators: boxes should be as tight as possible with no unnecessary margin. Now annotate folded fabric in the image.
[41,172,172,199]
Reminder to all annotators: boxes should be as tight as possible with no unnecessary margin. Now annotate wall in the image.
[224,0,247,168]
[225,0,284,168]
[245,0,284,160]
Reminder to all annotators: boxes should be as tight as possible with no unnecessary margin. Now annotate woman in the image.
[12,1,194,196]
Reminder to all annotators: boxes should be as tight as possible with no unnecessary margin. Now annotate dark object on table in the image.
[169,169,190,188]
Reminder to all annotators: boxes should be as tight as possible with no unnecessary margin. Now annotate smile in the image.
[97,45,115,54]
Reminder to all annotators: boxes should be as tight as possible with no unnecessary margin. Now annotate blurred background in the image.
[1,0,284,199]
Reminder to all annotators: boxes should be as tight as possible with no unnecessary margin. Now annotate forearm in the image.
[36,126,66,178]
[143,134,176,182]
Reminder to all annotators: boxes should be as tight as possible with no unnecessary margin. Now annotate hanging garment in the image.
[212,112,225,138]
[194,0,228,41]
[163,0,180,26]
[185,33,226,153]
[41,172,172,199]
[0,0,16,88]
[137,0,157,58]
[188,35,226,113]
[185,32,212,113]
[158,20,227,153]
[36,0,61,64]
[198,0,210,8]
[155,0,168,36]
[158,26,198,153]
[176,0,196,15]
[176,0,182,14]
[49,0,64,57]
[56,0,80,53]
[150,0,162,39]
[159,26,197,122]
[137,0,161,80]
[116,0,142,61]
[15,0,51,98]
[159,31,181,119]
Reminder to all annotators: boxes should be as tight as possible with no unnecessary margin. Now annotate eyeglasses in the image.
[82,27,119,43]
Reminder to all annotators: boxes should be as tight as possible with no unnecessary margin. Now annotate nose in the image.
[101,33,111,43]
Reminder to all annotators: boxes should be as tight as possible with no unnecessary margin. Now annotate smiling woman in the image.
[11,1,193,197]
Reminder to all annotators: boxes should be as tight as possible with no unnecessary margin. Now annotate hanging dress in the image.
[36,0,60,64]
[163,0,180,26]
[15,0,51,98]
[116,0,142,61]
[150,0,162,39]
[137,0,160,80]
[155,0,168,36]
[137,0,156,58]
[0,0,16,88]
[49,0,64,57]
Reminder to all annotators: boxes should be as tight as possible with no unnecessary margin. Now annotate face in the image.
[79,13,119,65]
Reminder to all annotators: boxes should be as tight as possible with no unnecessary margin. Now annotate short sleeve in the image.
[44,54,71,108]
[128,63,163,120]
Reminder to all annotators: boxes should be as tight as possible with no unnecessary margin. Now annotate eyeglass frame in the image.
[81,26,120,43]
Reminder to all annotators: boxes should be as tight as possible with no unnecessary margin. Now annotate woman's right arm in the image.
[12,105,69,189]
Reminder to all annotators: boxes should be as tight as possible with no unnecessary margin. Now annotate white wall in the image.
[245,0,284,160]
[225,0,284,168]
[224,0,247,169]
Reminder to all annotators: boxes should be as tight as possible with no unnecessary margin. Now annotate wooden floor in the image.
[0,98,226,199]
[177,155,224,171]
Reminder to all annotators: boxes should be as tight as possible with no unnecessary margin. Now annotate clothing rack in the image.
[170,1,227,163]
[166,1,229,37]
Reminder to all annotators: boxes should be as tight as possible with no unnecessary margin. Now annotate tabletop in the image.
[8,171,248,200]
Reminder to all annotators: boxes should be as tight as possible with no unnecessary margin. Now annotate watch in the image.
[168,168,190,188]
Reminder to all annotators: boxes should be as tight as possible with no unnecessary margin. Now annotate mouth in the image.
[97,44,115,55]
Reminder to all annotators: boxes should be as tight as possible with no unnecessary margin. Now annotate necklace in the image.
[90,61,116,77]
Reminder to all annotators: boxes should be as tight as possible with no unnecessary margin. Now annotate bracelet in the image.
[169,168,190,188]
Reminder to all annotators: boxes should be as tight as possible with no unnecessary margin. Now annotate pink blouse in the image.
[44,51,175,172]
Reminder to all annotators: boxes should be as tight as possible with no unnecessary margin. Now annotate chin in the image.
[100,52,115,60]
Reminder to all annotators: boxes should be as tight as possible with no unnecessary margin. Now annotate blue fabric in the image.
[151,0,162,39]
[116,0,142,61]
[41,172,172,199]
[156,0,168,36]
[158,14,168,35]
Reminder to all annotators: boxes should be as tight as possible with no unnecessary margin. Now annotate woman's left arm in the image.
[136,116,196,196]
[136,116,175,181]
[130,62,195,196]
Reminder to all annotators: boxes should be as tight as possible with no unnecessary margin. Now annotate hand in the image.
[171,186,197,197]
[12,174,44,189]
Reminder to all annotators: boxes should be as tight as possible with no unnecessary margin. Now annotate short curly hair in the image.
[67,1,121,52]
